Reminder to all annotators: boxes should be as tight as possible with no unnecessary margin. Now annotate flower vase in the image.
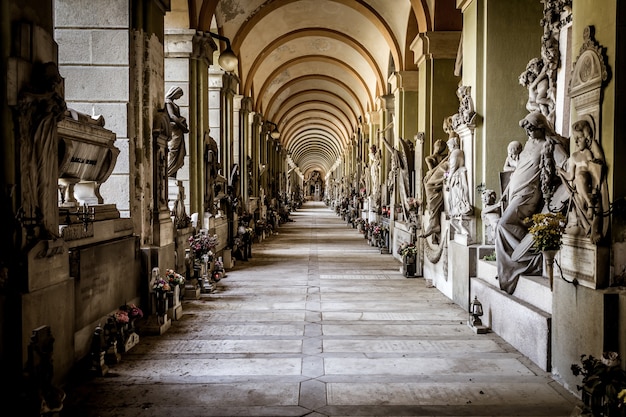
[542,249,559,290]
[155,290,168,322]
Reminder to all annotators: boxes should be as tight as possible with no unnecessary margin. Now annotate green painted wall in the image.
[478,0,543,197]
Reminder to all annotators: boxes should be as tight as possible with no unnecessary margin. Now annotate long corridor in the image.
[61,202,581,417]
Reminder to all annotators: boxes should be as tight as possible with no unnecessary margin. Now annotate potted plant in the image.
[571,352,626,416]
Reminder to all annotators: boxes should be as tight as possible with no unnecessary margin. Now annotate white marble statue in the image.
[481,189,501,244]
[495,112,568,294]
[422,139,449,243]
[503,140,523,172]
[557,118,608,243]
[369,144,381,210]
[165,86,189,179]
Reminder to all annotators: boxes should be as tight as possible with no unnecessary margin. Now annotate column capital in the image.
[388,71,418,92]
[410,31,461,67]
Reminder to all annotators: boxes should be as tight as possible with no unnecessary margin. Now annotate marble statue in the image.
[204,131,219,214]
[369,144,381,209]
[481,189,501,245]
[17,62,67,239]
[503,140,523,172]
[381,135,415,217]
[173,183,190,229]
[422,139,449,243]
[150,267,160,291]
[165,86,189,179]
[446,135,472,234]
[495,112,568,294]
[557,119,608,243]
[519,58,550,118]
[519,36,559,125]
[452,85,476,129]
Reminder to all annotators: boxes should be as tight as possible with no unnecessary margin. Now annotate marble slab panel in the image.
[131,339,302,354]
[327,381,569,406]
[322,323,470,336]
[110,358,302,377]
[179,310,306,322]
[321,310,468,321]
[324,357,533,376]
[178,323,305,336]
[323,339,504,354]
[319,301,456,311]
[560,234,609,289]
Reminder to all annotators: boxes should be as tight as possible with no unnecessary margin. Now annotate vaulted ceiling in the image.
[166,0,461,179]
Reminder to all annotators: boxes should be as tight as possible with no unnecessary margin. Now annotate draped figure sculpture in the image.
[381,136,415,219]
[446,136,472,234]
[17,62,67,239]
[495,112,568,294]
[204,131,219,214]
[422,139,449,243]
[557,119,608,243]
[369,144,381,210]
[165,86,189,179]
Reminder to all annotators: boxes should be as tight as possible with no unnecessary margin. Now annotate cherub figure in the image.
[503,140,523,172]
[557,119,608,243]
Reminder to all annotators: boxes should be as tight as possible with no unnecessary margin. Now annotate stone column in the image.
[411,30,461,285]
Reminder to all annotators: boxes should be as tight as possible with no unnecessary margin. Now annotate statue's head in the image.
[507,140,523,157]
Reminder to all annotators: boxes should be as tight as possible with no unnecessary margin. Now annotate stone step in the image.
[476,259,552,314]
[470,276,551,372]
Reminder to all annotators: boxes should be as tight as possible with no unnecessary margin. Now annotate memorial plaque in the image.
[560,235,608,289]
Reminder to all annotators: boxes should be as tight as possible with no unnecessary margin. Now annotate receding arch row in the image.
[272,90,360,133]
[277,96,354,129]
[248,28,383,109]
[288,131,343,164]
[281,117,348,165]
[224,0,402,73]
[291,146,338,177]
[278,102,355,145]
[256,54,374,119]
[263,74,364,130]
[285,126,344,158]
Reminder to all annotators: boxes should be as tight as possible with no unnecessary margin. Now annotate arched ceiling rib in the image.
[189,0,451,177]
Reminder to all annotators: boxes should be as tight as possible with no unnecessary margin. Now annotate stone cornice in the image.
[456,0,472,13]
[388,71,419,92]
[410,31,461,67]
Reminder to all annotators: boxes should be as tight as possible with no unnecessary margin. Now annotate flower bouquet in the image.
[165,269,185,287]
[398,242,418,258]
[119,303,143,321]
[152,277,171,293]
[188,232,218,259]
[115,303,143,352]
[524,212,566,251]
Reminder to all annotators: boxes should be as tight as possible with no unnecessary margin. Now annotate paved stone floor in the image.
[61,202,582,417]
